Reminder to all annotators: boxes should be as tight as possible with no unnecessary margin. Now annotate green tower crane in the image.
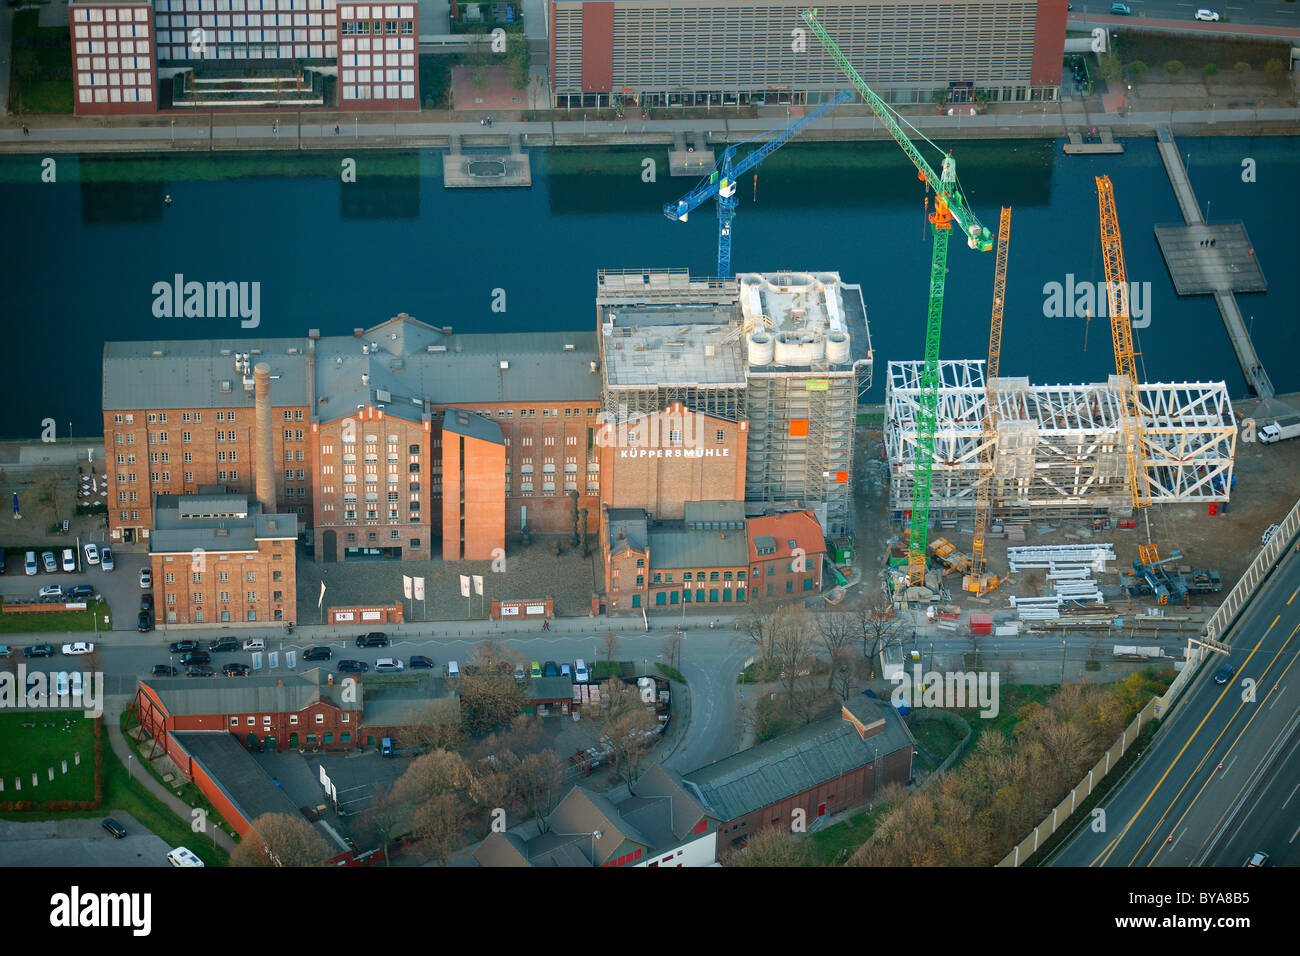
[801,8,994,588]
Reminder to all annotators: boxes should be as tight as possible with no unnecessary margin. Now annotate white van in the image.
[375,658,404,673]
[447,660,459,678]
[24,551,37,576]
[243,638,265,652]
[167,847,204,867]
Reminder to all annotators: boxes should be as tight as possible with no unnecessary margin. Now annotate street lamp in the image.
[127,754,134,780]
[170,120,175,145]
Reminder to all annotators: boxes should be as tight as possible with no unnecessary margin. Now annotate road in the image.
[1050,547,1300,867]
[1075,0,1300,30]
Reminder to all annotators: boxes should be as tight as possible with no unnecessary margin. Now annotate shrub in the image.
[1164,60,1184,76]
[1203,63,1217,77]
[1234,61,1251,74]
[1128,60,1148,78]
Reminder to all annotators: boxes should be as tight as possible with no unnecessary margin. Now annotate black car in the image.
[179,651,211,666]
[408,655,435,669]
[140,594,155,613]
[356,632,389,648]
[137,611,154,633]
[101,818,127,839]
[169,640,199,654]
[186,665,216,677]
[68,584,96,601]
[303,646,333,662]
[337,659,369,673]
[23,644,55,658]
[222,663,251,677]
[208,639,238,653]
[543,660,559,678]
[151,665,178,677]
[0,552,6,574]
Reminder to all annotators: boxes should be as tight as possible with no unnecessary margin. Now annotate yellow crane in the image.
[1095,175,1156,562]
[966,206,1012,595]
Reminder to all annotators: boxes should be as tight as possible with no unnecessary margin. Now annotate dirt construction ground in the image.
[843,393,1300,620]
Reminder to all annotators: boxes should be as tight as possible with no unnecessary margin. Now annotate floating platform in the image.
[1154,222,1267,296]
[442,133,531,188]
[1064,127,1123,154]
[669,131,716,176]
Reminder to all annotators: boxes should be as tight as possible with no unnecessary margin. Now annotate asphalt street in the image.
[1050,547,1300,867]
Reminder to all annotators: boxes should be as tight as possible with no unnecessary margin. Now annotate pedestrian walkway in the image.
[101,696,238,854]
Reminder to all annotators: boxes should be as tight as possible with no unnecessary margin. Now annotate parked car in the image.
[25,551,38,575]
[222,663,251,677]
[543,660,559,678]
[24,644,55,658]
[530,661,541,678]
[560,663,572,678]
[151,665,178,677]
[61,548,76,572]
[1214,662,1237,685]
[41,552,57,573]
[141,594,155,613]
[100,546,114,571]
[208,639,238,653]
[185,665,216,677]
[513,663,526,680]
[101,818,127,839]
[39,584,64,600]
[67,584,95,601]
[179,651,211,666]
[137,611,154,633]
[62,642,94,656]
[337,659,369,673]
[1110,1,1130,13]
[1246,851,1269,867]
[1194,9,1220,21]
[302,646,333,662]
[574,658,589,683]
[83,543,99,565]
[243,638,265,652]
[169,640,199,654]
[356,632,389,648]
[139,568,152,589]
[408,655,435,669]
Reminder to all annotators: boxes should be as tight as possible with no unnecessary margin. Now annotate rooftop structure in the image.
[884,360,1237,520]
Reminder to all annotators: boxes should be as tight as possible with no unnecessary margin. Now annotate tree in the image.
[852,594,906,674]
[1203,63,1218,77]
[831,647,857,703]
[361,784,408,866]
[1234,61,1252,75]
[1164,60,1184,76]
[661,630,682,670]
[392,749,470,807]
[816,613,856,688]
[1264,59,1285,83]
[601,706,658,789]
[403,700,461,753]
[722,825,813,867]
[232,813,332,867]
[467,753,521,828]
[409,793,463,866]
[769,605,816,709]
[513,750,565,830]
[602,630,620,661]
[458,666,525,737]
[1128,60,1148,78]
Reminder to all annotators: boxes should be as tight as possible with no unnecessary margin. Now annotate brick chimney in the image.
[253,362,275,514]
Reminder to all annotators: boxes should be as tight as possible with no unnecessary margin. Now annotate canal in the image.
[0,134,1289,439]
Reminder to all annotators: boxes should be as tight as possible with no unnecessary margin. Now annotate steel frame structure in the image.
[884,361,1236,517]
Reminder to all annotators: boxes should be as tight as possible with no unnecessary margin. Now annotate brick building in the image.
[149,490,298,626]
[684,692,915,849]
[440,408,506,562]
[747,510,826,601]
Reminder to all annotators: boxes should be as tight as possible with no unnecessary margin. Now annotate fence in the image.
[997,696,1159,866]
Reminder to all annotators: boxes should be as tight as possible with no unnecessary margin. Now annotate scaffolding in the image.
[884,360,1236,520]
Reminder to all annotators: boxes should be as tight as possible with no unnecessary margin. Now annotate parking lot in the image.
[0,813,170,867]
[0,539,152,638]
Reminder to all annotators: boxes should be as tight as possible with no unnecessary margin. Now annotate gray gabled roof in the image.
[547,787,651,865]
[103,337,311,411]
[683,695,913,822]
[472,830,533,867]
[607,509,648,554]
[150,493,296,554]
[649,527,748,571]
[172,732,302,828]
[443,408,505,446]
[142,668,351,717]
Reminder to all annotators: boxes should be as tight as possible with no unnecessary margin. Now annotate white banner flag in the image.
[414,577,426,602]
[403,575,413,600]
[317,580,327,608]
[472,574,484,596]
[459,574,470,598]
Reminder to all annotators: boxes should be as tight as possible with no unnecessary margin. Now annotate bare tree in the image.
[600,705,658,790]
[816,613,857,688]
[733,606,780,662]
[467,754,521,831]
[361,784,407,866]
[232,812,333,867]
[392,749,470,807]
[409,793,464,866]
[661,630,682,670]
[770,605,816,708]
[721,825,814,867]
[602,630,621,661]
[458,667,525,737]
[404,700,461,753]
[831,646,857,703]
[852,593,906,676]
[513,750,565,831]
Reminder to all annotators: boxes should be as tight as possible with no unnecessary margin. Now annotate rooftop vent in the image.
[151,350,163,357]
[219,380,232,393]
[362,345,369,355]
[391,359,404,370]
[336,357,343,366]
[564,343,575,351]
[361,373,369,385]
[376,389,392,403]
[353,328,364,337]
[428,345,447,353]
[499,360,510,370]
[249,349,261,355]
[308,329,320,340]
[287,347,299,355]
[590,361,598,373]
[214,527,228,536]
[219,349,232,357]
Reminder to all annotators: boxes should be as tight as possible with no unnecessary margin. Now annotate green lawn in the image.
[0,710,96,802]
[1114,30,1289,73]
[810,807,889,866]
[0,599,111,633]
[910,714,966,764]
[9,9,73,114]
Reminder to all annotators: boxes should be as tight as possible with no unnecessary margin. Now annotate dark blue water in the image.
[0,135,1289,439]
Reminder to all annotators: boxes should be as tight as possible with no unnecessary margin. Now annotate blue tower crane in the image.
[664,89,855,278]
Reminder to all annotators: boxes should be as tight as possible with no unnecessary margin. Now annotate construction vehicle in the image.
[803,8,994,592]
[966,207,1012,596]
[927,537,973,575]
[1121,550,1187,605]
[1184,569,1223,594]
[664,88,854,278]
